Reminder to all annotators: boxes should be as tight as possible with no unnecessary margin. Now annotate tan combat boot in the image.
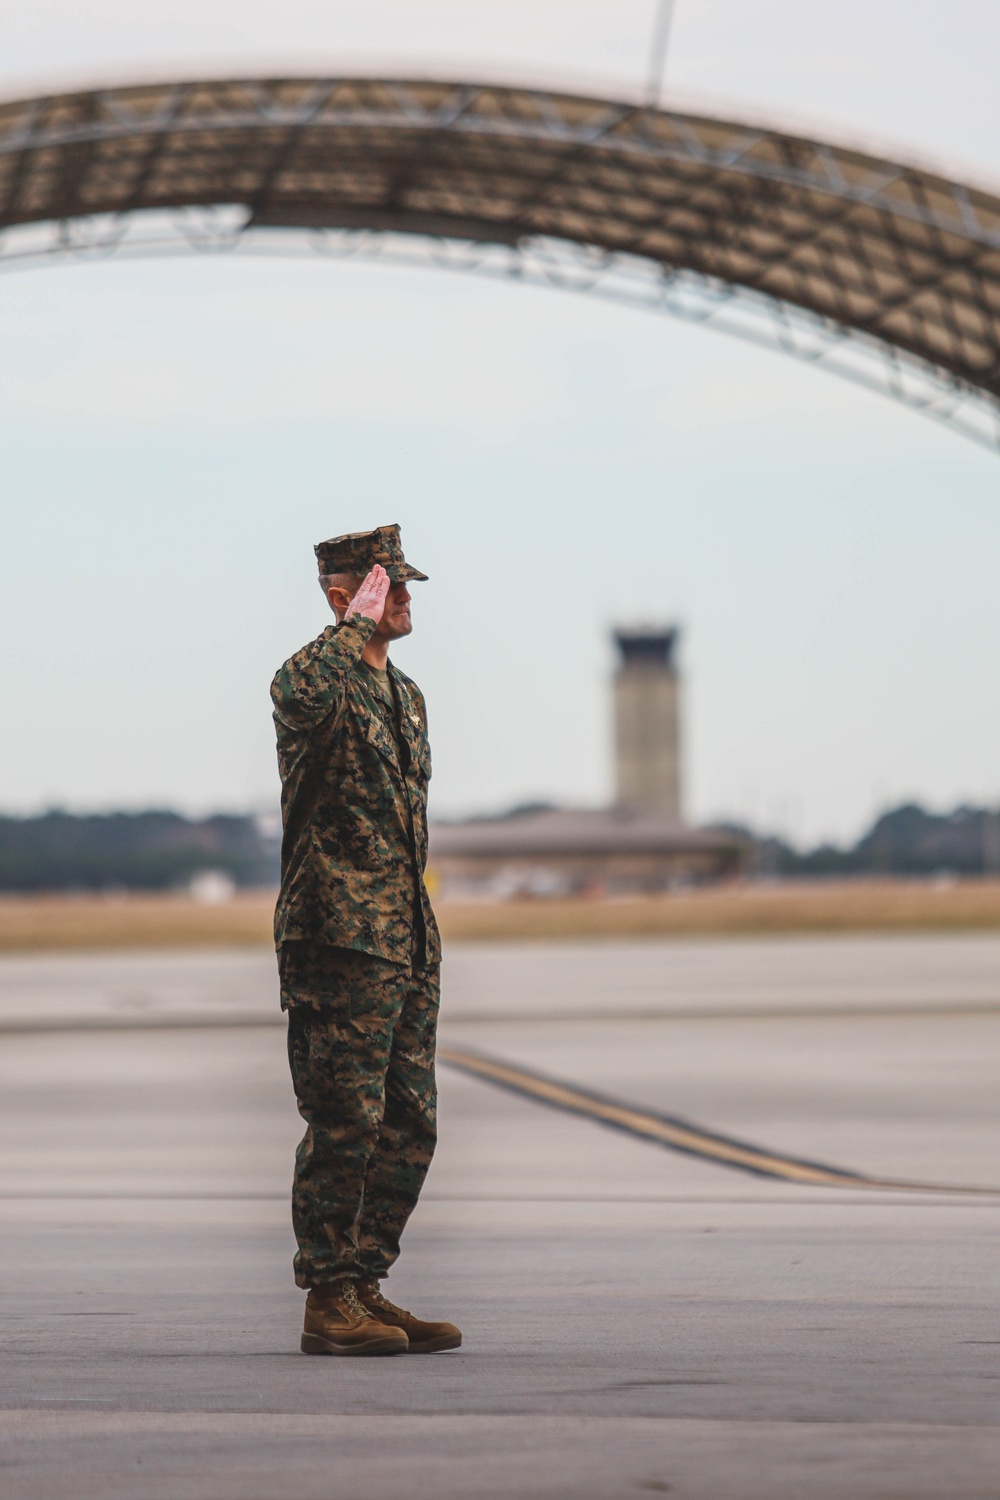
[301,1279,409,1356]
[356,1277,462,1353]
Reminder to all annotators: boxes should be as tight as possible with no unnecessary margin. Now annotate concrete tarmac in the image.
[2,935,1000,1498]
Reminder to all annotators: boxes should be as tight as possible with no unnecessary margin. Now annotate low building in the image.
[429,807,744,898]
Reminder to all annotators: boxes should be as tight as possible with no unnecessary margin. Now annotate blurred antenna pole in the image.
[646,0,676,107]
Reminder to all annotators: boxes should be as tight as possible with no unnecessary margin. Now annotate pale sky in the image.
[3,1,1000,847]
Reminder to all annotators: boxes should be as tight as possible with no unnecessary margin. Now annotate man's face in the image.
[372,579,413,641]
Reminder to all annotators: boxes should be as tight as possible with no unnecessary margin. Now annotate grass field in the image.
[5,880,1000,951]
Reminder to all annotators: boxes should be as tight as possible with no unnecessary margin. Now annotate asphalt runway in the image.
[2,934,1000,1498]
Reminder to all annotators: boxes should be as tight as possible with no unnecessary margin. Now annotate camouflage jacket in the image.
[270,613,441,966]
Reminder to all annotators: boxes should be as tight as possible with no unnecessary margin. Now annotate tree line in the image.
[1,802,998,892]
[0,810,280,891]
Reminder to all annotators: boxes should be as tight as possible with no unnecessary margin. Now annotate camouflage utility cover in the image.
[271,613,440,964]
[314,524,428,584]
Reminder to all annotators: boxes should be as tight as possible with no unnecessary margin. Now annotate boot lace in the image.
[361,1279,410,1319]
[338,1281,369,1322]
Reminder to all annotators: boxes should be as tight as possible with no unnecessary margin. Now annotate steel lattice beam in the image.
[2,75,1000,448]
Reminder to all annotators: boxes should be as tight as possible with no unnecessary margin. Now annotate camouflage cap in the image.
[313,524,428,583]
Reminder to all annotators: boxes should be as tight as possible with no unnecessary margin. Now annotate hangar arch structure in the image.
[3,75,1000,447]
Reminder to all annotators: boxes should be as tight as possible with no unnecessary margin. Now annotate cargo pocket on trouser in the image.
[286,992,370,1288]
[356,962,440,1277]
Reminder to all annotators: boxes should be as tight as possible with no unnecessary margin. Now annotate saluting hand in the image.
[346,564,391,625]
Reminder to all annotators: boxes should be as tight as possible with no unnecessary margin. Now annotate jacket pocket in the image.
[363,711,402,772]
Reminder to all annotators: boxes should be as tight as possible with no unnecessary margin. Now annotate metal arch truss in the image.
[5,207,998,450]
[2,76,1000,451]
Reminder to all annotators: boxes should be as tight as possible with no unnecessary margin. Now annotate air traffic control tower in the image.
[613,627,682,821]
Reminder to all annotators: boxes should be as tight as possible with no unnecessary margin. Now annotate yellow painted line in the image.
[439,1046,1000,1196]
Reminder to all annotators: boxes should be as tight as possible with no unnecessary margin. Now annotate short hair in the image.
[319,572,361,620]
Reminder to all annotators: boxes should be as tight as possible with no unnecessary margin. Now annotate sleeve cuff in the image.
[336,613,379,643]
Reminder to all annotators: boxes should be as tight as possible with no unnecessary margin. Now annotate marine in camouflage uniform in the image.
[271,526,459,1355]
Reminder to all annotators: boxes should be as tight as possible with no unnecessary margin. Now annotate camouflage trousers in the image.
[279,941,440,1290]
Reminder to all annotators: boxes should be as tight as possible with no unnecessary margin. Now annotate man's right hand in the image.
[345,564,390,625]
